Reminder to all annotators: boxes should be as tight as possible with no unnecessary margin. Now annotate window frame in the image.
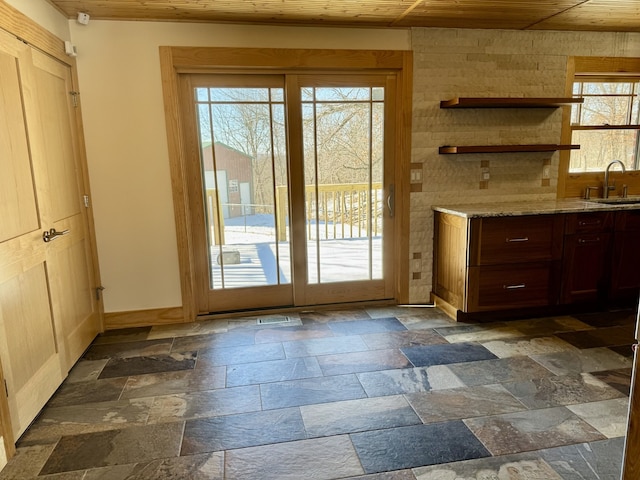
[558,57,640,199]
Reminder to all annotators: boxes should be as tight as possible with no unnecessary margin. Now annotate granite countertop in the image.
[433,198,640,218]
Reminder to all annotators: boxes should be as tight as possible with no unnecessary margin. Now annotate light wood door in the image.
[0,31,100,440]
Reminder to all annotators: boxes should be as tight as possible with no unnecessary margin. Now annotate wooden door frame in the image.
[160,46,413,320]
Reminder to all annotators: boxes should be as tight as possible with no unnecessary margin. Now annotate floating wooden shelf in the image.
[439,144,580,154]
[440,97,584,109]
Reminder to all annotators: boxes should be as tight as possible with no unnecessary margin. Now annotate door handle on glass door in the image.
[387,184,394,218]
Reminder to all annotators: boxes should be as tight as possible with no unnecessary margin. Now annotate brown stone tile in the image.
[464,407,606,456]
[39,423,184,475]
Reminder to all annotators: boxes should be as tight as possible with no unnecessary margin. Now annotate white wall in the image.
[69,21,411,313]
[4,0,70,40]
[409,28,640,303]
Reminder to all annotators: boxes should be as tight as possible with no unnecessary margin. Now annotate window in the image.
[569,77,640,172]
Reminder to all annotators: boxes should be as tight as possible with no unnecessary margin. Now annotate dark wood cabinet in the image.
[433,212,563,318]
[560,212,613,305]
[611,210,640,301]
[433,207,639,321]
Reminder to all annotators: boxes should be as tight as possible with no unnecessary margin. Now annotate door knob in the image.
[42,228,69,243]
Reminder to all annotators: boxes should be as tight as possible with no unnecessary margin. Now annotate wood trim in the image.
[160,47,197,322]
[104,307,186,330]
[0,359,15,461]
[168,47,407,71]
[0,0,70,65]
[574,57,640,75]
[396,50,412,304]
[160,46,413,314]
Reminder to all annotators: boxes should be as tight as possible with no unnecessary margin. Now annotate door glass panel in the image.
[195,86,291,289]
[301,86,384,284]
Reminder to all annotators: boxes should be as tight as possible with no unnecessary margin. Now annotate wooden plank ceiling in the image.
[46,0,640,32]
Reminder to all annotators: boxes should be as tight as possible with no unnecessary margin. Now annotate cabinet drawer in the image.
[565,212,613,234]
[470,215,562,265]
[468,263,555,311]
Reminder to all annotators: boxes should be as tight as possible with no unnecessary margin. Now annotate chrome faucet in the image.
[603,160,626,198]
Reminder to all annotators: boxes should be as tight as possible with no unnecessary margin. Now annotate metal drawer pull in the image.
[506,237,529,243]
[578,237,600,244]
[43,228,69,243]
[578,219,601,226]
[504,284,526,290]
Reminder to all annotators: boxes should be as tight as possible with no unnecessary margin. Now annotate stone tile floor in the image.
[0,305,636,479]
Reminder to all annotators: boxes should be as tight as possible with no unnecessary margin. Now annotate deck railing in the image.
[207,182,383,244]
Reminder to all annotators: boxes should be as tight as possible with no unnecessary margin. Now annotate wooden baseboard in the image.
[104,306,186,330]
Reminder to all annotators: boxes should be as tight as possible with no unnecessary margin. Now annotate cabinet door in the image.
[560,232,612,305]
[0,31,100,440]
[611,211,640,302]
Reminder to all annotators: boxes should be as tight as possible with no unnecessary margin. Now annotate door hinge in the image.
[83,194,90,208]
[96,286,105,301]
[69,91,80,108]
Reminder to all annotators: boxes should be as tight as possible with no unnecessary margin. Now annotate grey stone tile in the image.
[531,347,632,376]
[555,324,636,349]
[447,356,555,387]
[181,408,306,454]
[98,352,197,379]
[225,435,364,479]
[283,335,369,357]
[19,398,154,445]
[197,343,284,366]
[84,339,172,360]
[501,373,625,409]
[414,452,562,479]
[65,359,109,383]
[226,357,322,387]
[254,323,334,343]
[261,374,366,410]
[170,329,256,352]
[509,315,594,335]
[567,398,630,438]
[82,453,224,479]
[148,319,228,340]
[539,437,625,480]
[327,317,407,336]
[147,385,261,423]
[405,384,526,423]
[120,366,226,399]
[351,422,490,473]
[91,327,152,346]
[317,349,411,376]
[342,471,416,480]
[482,335,577,358]
[357,366,464,397]
[0,445,56,479]
[401,342,497,367]
[47,377,127,407]
[590,367,633,395]
[360,330,447,350]
[300,395,421,437]
[435,323,525,343]
[464,406,607,456]
[300,309,372,324]
[39,423,184,475]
